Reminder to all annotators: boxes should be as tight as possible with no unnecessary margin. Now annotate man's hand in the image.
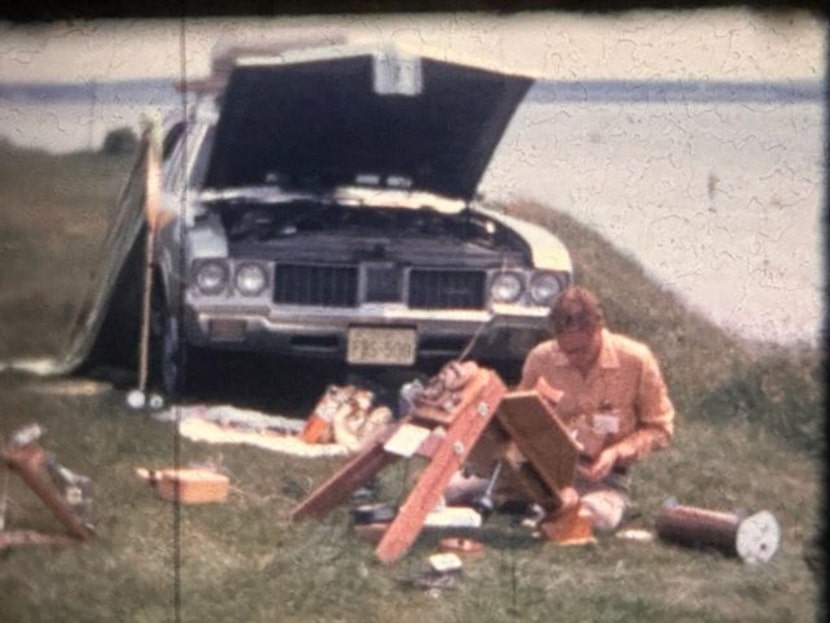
[578,446,620,482]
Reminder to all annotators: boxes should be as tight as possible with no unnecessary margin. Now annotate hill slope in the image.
[494,199,824,457]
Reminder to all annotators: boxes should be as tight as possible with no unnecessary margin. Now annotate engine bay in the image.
[213,200,530,264]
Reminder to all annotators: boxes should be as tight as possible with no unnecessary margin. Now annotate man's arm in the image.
[613,347,675,464]
[518,348,542,391]
[582,348,674,480]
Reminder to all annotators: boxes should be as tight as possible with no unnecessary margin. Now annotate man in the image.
[518,286,675,532]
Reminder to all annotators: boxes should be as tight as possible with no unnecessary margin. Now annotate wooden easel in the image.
[291,367,586,563]
[1,439,94,550]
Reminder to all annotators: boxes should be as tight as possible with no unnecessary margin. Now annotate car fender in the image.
[475,206,573,274]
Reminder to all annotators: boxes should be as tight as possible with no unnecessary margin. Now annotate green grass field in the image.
[0,142,824,622]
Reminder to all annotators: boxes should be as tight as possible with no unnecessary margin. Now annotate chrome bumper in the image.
[183,302,548,363]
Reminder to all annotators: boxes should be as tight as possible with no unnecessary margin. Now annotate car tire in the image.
[161,315,189,397]
[150,284,189,398]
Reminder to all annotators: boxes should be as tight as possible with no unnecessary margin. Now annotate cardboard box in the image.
[137,468,229,504]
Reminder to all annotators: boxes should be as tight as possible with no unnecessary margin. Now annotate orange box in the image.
[138,468,230,504]
[301,412,332,444]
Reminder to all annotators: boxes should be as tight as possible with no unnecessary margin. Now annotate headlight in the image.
[529,272,563,306]
[235,263,267,296]
[194,260,229,295]
[490,272,524,303]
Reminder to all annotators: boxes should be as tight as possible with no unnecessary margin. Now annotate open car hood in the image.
[203,46,534,202]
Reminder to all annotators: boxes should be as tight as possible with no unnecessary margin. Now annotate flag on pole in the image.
[143,118,162,231]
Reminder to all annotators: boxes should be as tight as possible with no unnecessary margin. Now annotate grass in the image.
[0,139,136,357]
[0,143,825,622]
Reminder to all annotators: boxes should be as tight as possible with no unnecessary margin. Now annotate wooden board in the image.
[495,390,579,496]
[289,423,401,521]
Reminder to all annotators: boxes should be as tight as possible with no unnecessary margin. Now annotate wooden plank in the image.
[495,391,579,495]
[413,429,446,460]
[0,530,82,550]
[290,422,402,521]
[375,370,506,563]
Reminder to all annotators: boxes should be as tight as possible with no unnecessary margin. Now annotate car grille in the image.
[408,269,485,310]
[365,264,401,303]
[272,264,486,310]
[273,264,358,307]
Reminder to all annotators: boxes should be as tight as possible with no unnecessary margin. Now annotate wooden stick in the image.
[0,530,80,550]
[136,123,162,397]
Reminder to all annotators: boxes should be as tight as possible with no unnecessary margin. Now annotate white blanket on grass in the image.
[155,404,350,458]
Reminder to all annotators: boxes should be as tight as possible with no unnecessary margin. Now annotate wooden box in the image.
[138,468,229,504]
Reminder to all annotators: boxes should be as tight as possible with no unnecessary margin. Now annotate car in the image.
[149,44,573,393]
[64,44,573,396]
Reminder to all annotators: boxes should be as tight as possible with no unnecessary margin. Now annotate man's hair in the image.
[547,286,605,334]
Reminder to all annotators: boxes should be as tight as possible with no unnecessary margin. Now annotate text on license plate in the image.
[347,327,416,365]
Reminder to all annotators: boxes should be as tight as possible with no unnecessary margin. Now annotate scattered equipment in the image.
[292,363,587,563]
[438,537,485,555]
[292,365,506,563]
[1,424,95,550]
[472,459,503,520]
[136,467,230,504]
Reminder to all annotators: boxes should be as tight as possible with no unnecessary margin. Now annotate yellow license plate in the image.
[347,327,416,365]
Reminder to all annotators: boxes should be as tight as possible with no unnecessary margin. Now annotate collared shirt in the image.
[519,328,675,465]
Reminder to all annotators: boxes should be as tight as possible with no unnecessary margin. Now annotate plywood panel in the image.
[495,391,579,494]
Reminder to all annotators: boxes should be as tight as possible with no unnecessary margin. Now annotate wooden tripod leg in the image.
[290,423,402,521]
[375,371,506,563]
[2,443,93,541]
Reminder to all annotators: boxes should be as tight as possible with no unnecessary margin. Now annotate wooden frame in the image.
[291,370,585,563]
[2,440,94,546]
[495,390,580,508]
[292,368,506,563]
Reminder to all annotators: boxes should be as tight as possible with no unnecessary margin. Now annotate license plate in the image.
[347,327,416,365]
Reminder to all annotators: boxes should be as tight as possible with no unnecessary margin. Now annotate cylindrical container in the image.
[655,500,780,563]
[656,501,741,553]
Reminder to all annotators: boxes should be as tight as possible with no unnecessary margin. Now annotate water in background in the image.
[0,80,180,153]
[0,80,824,346]
[482,95,825,346]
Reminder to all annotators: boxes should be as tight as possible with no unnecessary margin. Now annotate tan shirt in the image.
[519,329,675,465]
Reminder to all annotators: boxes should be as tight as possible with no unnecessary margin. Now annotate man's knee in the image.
[579,490,627,533]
